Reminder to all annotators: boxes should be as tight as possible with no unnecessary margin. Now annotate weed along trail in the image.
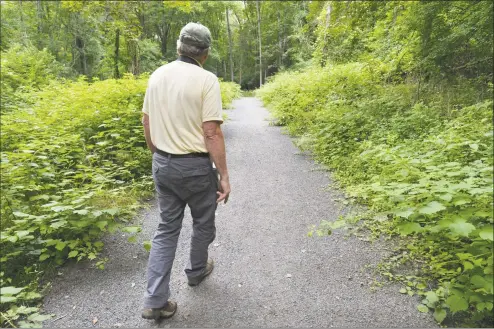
[42,98,436,328]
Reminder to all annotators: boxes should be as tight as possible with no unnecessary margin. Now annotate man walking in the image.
[141,22,231,320]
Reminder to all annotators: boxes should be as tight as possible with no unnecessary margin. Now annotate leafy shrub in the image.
[219,80,242,109]
[258,64,493,327]
[0,44,70,113]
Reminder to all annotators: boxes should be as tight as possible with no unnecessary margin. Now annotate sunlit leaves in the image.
[433,308,447,323]
[479,226,493,241]
[418,201,446,215]
[446,295,469,313]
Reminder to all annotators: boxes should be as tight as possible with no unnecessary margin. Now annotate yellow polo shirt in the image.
[142,61,223,154]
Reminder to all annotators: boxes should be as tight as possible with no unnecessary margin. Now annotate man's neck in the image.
[177,55,203,68]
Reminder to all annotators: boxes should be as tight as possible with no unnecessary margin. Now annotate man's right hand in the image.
[217,178,231,204]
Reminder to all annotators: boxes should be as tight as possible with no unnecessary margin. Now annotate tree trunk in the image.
[239,66,242,87]
[157,23,170,57]
[277,10,282,68]
[114,28,120,79]
[76,36,87,76]
[223,60,227,79]
[19,1,27,45]
[226,8,234,82]
[128,38,140,76]
[326,3,332,28]
[36,0,43,47]
[256,0,262,87]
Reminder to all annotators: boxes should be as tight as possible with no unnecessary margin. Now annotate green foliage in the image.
[313,1,493,86]
[258,61,493,326]
[0,75,152,327]
[219,80,242,109]
[0,45,67,113]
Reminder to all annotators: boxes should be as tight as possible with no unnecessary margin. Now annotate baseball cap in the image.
[179,22,212,49]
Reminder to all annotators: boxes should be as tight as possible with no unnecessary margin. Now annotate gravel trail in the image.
[42,97,436,328]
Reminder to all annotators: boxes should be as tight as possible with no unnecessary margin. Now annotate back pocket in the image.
[182,166,212,194]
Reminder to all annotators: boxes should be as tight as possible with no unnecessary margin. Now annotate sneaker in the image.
[141,300,177,320]
[187,258,214,286]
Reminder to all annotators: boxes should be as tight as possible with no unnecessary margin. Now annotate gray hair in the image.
[176,40,209,59]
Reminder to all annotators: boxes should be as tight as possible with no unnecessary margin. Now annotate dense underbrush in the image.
[257,63,493,327]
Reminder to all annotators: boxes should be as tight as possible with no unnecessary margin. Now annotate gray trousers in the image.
[144,152,218,308]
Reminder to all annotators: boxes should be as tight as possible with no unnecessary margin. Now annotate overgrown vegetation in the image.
[258,1,493,327]
[219,81,242,108]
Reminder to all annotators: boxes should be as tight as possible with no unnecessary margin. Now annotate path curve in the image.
[42,97,436,328]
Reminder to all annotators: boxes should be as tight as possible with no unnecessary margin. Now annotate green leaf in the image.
[433,308,447,323]
[462,261,474,271]
[453,199,470,206]
[0,286,25,295]
[55,241,66,251]
[395,208,414,219]
[425,291,439,305]
[329,219,346,229]
[17,320,42,328]
[92,210,103,217]
[418,201,446,215]
[438,194,453,202]
[96,221,108,230]
[15,306,39,315]
[13,211,30,217]
[456,253,473,260]
[68,250,79,258]
[39,253,50,261]
[5,235,18,243]
[416,283,427,290]
[398,222,423,235]
[27,313,53,322]
[143,240,152,252]
[477,302,486,311]
[22,292,42,300]
[417,304,429,313]
[16,230,31,239]
[102,208,119,216]
[73,209,89,215]
[479,226,493,241]
[122,226,141,233]
[448,219,475,237]
[51,205,73,212]
[127,235,137,243]
[399,288,407,294]
[446,295,468,313]
[0,296,17,303]
[50,220,67,229]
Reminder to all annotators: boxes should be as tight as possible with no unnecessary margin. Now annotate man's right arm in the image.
[203,121,230,204]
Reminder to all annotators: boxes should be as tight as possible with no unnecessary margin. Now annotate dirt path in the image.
[42,97,436,328]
